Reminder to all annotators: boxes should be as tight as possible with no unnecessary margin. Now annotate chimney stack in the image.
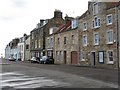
[54,9,62,18]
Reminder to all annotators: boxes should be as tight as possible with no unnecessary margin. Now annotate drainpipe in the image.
[118,4,120,68]
[116,5,120,69]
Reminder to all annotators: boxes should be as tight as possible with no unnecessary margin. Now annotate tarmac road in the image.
[0,58,119,89]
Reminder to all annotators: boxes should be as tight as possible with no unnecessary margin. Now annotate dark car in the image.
[47,56,54,64]
[40,56,54,64]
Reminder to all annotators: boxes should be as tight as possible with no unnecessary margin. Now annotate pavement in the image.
[1,58,119,89]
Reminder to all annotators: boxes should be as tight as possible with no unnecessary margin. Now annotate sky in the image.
[0,0,89,57]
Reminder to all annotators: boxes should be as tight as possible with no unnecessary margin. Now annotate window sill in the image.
[83,45,87,47]
[94,44,99,46]
[81,59,85,61]
[107,62,114,65]
[107,23,112,26]
[83,29,87,31]
[107,42,113,45]
[93,26,100,29]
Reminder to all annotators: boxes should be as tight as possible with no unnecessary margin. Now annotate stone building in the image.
[30,10,64,58]
[54,16,79,65]
[78,2,119,68]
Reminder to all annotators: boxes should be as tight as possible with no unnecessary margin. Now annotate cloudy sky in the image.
[0,0,89,57]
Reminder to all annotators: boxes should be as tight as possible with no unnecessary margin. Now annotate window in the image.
[26,45,29,50]
[49,28,53,34]
[71,35,74,44]
[56,51,59,61]
[32,32,34,39]
[71,19,78,29]
[83,35,87,46]
[94,33,99,45]
[59,51,62,61]
[47,38,49,47]
[93,17,100,28]
[51,37,53,47]
[106,14,112,25]
[93,3,99,15]
[106,30,113,44]
[107,50,114,64]
[81,51,86,61]
[83,22,87,31]
[39,39,41,48]
[35,40,37,48]
[57,38,60,45]
[64,37,67,44]
[98,51,104,63]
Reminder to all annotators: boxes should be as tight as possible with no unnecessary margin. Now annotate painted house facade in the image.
[25,35,30,60]
[78,2,119,68]
[5,44,11,59]
[17,34,28,61]
[10,38,19,60]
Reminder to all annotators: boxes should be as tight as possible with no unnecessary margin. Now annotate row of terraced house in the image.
[5,1,120,69]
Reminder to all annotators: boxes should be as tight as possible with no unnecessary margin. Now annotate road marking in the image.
[1,72,70,89]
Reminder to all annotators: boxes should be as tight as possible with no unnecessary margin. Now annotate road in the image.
[0,58,119,89]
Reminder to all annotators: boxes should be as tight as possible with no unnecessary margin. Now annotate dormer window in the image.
[49,28,53,34]
[93,3,99,15]
[71,19,78,29]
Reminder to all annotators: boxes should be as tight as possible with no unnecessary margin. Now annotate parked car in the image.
[30,57,40,63]
[9,57,16,61]
[40,56,54,64]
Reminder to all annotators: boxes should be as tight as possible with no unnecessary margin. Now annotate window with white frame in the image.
[83,35,87,46]
[94,33,99,45]
[93,3,99,15]
[71,19,78,29]
[81,51,86,61]
[106,30,113,44]
[107,50,114,64]
[98,51,104,63]
[83,22,87,31]
[106,14,112,25]
[93,17,100,28]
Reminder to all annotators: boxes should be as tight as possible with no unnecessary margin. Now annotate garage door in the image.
[71,51,78,64]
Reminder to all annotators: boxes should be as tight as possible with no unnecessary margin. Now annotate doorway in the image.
[91,52,96,66]
[64,51,67,64]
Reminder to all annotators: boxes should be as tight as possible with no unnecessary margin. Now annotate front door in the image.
[91,52,96,66]
[71,51,78,64]
[64,51,66,64]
